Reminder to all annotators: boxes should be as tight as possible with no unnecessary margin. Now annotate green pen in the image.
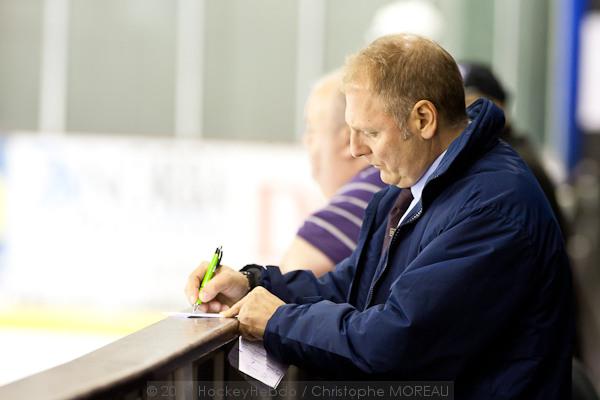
[193,246,223,312]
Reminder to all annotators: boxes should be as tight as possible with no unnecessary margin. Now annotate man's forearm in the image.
[260,263,352,304]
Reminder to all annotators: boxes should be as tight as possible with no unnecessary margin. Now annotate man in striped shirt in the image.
[280,71,386,276]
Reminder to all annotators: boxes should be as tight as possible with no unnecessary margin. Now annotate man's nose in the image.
[350,130,369,158]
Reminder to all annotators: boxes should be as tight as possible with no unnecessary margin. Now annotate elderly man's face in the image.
[303,86,349,196]
[345,86,431,188]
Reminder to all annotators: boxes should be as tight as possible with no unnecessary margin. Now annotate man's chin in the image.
[379,171,395,185]
[380,172,410,188]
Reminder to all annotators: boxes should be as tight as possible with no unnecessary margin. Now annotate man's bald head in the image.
[343,34,467,130]
[304,70,369,198]
[308,71,347,133]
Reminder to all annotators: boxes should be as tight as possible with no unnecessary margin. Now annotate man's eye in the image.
[365,131,378,137]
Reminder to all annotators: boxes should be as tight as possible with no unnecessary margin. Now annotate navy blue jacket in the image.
[261,99,573,399]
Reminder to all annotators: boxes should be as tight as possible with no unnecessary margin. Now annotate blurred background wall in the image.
[0,0,559,144]
[0,0,598,391]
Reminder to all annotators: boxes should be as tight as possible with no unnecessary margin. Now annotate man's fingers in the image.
[207,301,222,313]
[238,319,262,341]
[184,262,208,303]
[196,303,208,313]
[239,324,254,340]
[199,271,229,302]
[220,297,245,317]
[185,276,200,304]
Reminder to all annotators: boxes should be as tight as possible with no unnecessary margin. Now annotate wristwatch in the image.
[240,264,264,291]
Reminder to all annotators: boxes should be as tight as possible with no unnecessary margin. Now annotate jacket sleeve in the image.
[260,187,390,305]
[259,248,359,304]
[263,206,550,378]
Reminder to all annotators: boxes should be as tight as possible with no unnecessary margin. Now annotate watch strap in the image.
[240,264,264,291]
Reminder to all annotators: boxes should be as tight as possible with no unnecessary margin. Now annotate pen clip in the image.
[217,248,223,266]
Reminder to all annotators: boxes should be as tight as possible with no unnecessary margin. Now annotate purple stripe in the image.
[298,220,356,264]
[296,166,387,264]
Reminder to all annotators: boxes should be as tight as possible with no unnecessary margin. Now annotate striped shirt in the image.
[297,166,387,264]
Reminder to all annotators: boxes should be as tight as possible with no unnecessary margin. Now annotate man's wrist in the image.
[240,264,264,291]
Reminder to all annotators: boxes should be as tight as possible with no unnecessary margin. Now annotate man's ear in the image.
[410,100,438,140]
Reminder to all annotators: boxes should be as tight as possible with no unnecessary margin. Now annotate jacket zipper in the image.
[365,206,423,307]
[364,171,440,307]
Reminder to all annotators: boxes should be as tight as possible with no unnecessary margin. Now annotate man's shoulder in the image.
[436,143,560,237]
[471,141,544,199]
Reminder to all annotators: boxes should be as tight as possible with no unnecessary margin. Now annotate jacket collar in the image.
[431,98,505,184]
[377,98,506,220]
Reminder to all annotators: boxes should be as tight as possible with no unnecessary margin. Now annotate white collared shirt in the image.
[398,150,447,226]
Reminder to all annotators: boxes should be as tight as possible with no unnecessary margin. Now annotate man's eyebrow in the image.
[349,123,375,132]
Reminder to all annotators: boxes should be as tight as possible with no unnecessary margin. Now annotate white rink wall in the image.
[0,133,323,311]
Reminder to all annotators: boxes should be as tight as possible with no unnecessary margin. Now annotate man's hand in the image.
[184,262,250,313]
[220,287,285,341]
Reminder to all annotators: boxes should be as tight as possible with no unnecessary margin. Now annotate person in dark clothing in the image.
[459,61,570,237]
[460,62,580,361]
[185,35,573,399]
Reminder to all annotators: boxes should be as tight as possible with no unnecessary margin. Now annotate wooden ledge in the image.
[0,316,239,400]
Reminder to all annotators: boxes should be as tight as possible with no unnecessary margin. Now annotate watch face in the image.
[242,270,254,289]
[241,265,262,290]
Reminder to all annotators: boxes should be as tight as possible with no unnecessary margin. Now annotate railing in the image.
[0,316,239,400]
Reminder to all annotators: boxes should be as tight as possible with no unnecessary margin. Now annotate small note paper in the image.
[167,312,225,318]
[238,337,288,389]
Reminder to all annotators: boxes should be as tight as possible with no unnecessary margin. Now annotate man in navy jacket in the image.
[186,34,572,398]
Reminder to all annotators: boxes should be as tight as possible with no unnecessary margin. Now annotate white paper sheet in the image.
[167,311,226,318]
[238,337,288,389]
